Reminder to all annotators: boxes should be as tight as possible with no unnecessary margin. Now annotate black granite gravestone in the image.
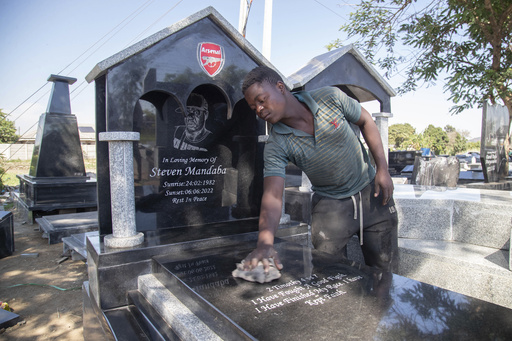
[481,102,509,182]
[82,7,301,325]
[87,10,274,236]
[16,75,97,222]
[0,211,14,259]
[155,241,512,340]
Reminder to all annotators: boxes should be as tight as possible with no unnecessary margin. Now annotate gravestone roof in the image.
[85,6,290,88]
[288,44,396,104]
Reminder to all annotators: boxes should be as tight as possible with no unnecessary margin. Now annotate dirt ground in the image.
[0,199,88,340]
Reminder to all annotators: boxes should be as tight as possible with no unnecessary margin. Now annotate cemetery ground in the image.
[0,159,96,340]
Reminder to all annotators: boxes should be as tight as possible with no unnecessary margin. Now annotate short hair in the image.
[187,93,208,111]
[242,66,284,94]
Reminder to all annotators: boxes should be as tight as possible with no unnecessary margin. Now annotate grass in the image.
[1,159,97,188]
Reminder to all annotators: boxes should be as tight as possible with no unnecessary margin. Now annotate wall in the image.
[0,143,96,161]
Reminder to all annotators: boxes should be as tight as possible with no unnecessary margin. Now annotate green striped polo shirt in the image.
[263,86,376,199]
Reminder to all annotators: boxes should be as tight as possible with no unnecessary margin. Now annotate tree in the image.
[423,124,449,154]
[452,132,468,154]
[332,0,512,152]
[0,109,18,143]
[444,125,456,133]
[389,123,416,149]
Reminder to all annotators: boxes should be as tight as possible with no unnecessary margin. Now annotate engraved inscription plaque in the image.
[156,242,512,340]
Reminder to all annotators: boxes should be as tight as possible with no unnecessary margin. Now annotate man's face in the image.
[244,81,286,124]
[184,106,207,133]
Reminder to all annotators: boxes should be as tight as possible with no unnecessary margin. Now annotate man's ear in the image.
[277,81,285,93]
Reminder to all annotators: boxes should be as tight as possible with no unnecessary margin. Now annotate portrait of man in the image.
[174,92,213,152]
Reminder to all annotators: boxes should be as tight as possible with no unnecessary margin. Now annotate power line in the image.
[59,0,154,76]
[312,0,348,20]
[3,83,49,119]
[65,0,156,76]
[125,0,184,48]
[10,89,50,123]
[3,0,155,127]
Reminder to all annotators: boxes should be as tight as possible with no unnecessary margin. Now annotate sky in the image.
[0,0,483,140]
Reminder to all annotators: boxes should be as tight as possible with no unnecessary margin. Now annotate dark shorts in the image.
[311,180,398,272]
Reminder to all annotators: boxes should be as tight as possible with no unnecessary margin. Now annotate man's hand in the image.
[374,169,394,205]
[243,244,283,273]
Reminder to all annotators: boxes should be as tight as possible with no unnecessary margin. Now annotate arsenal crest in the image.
[197,42,225,77]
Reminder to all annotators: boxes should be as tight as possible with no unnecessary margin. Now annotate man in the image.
[242,66,398,273]
[174,93,212,152]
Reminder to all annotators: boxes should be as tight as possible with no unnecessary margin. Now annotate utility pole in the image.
[262,0,273,60]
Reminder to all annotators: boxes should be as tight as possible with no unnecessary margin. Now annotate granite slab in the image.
[154,241,512,340]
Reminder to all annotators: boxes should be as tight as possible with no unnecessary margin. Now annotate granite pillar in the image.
[373,112,392,163]
[98,132,143,248]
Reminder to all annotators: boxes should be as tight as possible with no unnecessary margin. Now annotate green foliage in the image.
[444,125,456,133]
[422,124,449,154]
[448,132,468,155]
[466,140,480,152]
[0,109,18,143]
[389,123,416,149]
[0,156,5,192]
[338,0,512,123]
[389,122,474,155]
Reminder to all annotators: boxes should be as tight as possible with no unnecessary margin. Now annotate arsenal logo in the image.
[197,42,225,77]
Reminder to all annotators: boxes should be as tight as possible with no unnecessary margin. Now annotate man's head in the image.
[242,66,288,124]
[242,66,284,95]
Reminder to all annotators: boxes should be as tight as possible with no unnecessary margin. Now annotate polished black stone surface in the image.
[16,174,97,211]
[30,113,86,178]
[36,211,98,244]
[0,307,20,329]
[0,211,14,259]
[157,241,512,341]
[93,14,267,235]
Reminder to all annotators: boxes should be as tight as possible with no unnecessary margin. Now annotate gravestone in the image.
[82,6,305,321]
[85,9,287,236]
[481,102,509,182]
[411,156,460,187]
[153,241,512,340]
[0,211,14,259]
[388,150,421,175]
[16,75,97,222]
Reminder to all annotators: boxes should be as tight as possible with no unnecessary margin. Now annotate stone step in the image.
[137,273,223,341]
[101,305,150,341]
[126,290,180,340]
[398,238,512,309]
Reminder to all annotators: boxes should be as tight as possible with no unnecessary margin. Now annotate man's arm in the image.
[356,107,394,205]
[243,176,285,271]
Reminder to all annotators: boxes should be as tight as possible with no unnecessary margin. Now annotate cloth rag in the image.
[232,259,281,284]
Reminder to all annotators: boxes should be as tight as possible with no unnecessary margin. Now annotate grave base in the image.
[15,175,97,223]
[36,211,98,244]
[84,236,512,340]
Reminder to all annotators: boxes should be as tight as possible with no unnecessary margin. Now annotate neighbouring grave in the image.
[411,156,460,187]
[481,102,509,182]
[16,75,97,223]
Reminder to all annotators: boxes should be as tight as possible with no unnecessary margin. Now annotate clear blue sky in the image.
[0,0,482,138]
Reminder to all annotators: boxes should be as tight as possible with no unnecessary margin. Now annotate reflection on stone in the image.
[156,241,512,340]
